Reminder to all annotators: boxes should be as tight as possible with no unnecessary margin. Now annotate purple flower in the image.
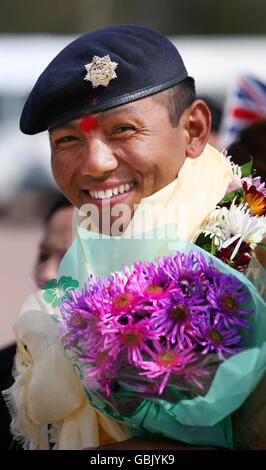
[138,340,198,394]
[150,290,207,346]
[101,317,161,366]
[125,261,173,302]
[142,258,171,286]
[56,248,254,400]
[242,175,266,197]
[181,363,212,391]
[206,271,252,328]
[196,316,243,361]
[195,252,220,284]
[162,251,205,298]
[60,300,94,349]
[79,348,117,396]
[112,292,139,314]
[104,272,140,315]
[60,277,113,351]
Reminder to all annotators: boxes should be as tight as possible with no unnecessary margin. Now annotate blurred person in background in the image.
[227,118,266,182]
[0,195,73,450]
[34,196,74,289]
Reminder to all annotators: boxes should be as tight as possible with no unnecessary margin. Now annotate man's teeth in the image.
[89,182,134,199]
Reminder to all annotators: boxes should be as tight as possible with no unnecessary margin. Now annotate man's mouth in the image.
[87,182,135,200]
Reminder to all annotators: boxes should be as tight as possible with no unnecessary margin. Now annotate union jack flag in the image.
[218,74,266,150]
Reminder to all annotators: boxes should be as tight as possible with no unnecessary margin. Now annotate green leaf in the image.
[240,156,253,177]
[211,237,217,256]
[219,188,244,206]
[194,233,212,253]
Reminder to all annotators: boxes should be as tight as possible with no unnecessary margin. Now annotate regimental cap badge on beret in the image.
[84,55,118,88]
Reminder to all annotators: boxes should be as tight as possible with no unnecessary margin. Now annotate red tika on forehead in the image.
[79,113,98,133]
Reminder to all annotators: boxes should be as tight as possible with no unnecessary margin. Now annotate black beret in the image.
[20,25,188,135]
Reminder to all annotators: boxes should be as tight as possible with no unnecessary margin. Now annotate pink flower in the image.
[138,340,197,394]
[143,284,166,300]
[112,292,139,314]
[102,317,161,365]
[79,347,117,396]
[242,175,266,197]
[125,261,172,302]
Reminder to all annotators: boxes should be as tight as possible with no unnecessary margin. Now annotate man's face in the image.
[50,95,187,234]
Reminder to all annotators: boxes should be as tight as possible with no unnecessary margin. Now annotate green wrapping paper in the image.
[53,224,266,449]
[84,389,233,448]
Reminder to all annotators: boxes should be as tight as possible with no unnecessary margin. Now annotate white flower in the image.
[221,150,242,176]
[201,197,266,260]
[222,199,266,259]
[221,150,243,193]
[202,206,231,249]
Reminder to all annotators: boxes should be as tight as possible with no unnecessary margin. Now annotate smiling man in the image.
[6,25,234,450]
[20,25,231,239]
[49,93,210,235]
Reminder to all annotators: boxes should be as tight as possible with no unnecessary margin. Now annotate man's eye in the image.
[56,135,79,145]
[38,253,49,263]
[113,125,135,135]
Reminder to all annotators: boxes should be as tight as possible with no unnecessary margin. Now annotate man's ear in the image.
[184,99,211,158]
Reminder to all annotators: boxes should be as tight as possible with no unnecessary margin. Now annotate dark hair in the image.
[44,194,72,225]
[154,76,196,127]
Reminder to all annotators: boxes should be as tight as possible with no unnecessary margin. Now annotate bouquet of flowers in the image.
[194,154,266,273]
[46,222,266,449]
[42,152,266,449]
[59,250,252,407]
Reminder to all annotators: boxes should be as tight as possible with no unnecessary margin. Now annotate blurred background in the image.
[0,0,266,348]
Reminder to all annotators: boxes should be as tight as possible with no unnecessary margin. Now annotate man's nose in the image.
[80,135,118,177]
